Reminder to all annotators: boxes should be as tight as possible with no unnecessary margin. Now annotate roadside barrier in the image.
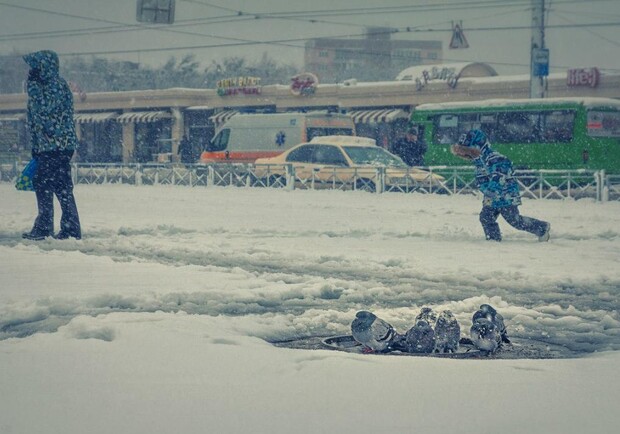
[1,162,616,201]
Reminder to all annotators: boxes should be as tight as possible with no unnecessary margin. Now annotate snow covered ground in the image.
[1,183,619,434]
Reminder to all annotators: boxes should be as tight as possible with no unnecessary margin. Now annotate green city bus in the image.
[411,97,620,173]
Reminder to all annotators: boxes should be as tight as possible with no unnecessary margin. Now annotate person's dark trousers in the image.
[479,205,547,241]
[31,149,81,238]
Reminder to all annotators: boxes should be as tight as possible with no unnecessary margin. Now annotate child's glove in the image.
[451,144,481,160]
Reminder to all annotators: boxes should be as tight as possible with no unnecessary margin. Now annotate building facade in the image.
[0,64,618,164]
[304,28,442,83]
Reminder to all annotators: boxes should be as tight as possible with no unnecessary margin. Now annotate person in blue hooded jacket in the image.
[22,50,81,240]
[451,129,550,242]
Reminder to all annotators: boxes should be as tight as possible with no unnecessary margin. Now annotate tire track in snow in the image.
[1,230,618,314]
[1,230,619,352]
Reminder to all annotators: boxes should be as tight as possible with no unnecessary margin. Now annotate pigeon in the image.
[472,304,510,344]
[470,317,502,353]
[415,307,438,326]
[404,320,436,353]
[351,311,399,353]
[434,310,461,353]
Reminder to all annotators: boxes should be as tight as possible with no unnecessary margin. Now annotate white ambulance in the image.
[199,112,356,164]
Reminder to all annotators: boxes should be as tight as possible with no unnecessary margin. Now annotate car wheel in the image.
[355,178,376,193]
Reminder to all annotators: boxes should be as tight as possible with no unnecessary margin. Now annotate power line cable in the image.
[39,20,620,58]
[0,0,615,46]
[0,2,279,45]
[180,0,618,17]
[553,11,620,48]
[2,0,618,73]
[0,0,531,41]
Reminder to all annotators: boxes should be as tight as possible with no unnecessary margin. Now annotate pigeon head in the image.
[479,304,497,315]
[437,310,454,321]
[416,320,432,331]
[473,304,499,323]
[351,310,376,333]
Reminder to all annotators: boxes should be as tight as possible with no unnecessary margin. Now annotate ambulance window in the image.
[207,129,229,151]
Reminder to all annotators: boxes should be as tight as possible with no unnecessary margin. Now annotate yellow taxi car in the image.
[254,136,444,192]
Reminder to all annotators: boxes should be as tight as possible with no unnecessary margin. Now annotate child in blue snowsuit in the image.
[451,129,550,242]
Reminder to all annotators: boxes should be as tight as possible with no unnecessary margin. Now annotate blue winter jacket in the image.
[461,129,521,208]
[473,151,522,208]
[23,50,78,154]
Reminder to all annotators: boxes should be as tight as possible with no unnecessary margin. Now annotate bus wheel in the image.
[355,178,376,193]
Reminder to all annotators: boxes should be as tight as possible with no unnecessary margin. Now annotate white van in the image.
[199,112,356,163]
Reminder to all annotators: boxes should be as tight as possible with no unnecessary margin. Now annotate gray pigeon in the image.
[470,317,502,353]
[472,304,510,344]
[351,311,399,353]
[405,320,436,353]
[434,310,461,353]
[415,307,438,326]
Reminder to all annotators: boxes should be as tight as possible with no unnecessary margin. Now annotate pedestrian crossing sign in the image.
[450,22,469,49]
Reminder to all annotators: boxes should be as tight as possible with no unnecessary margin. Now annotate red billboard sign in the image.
[567,68,599,87]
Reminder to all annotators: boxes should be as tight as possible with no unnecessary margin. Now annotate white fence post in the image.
[285,164,295,191]
[135,164,142,186]
[601,170,608,202]
[207,165,215,187]
[376,167,385,194]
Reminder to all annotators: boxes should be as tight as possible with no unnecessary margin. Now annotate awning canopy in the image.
[348,109,409,124]
[209,110,238,126]
[116,111,171,124]
[185,106,213,111]
[0,113,26,122]
[73,112,118,124]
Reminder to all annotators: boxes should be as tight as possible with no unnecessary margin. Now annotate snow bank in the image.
[1,184,619,433]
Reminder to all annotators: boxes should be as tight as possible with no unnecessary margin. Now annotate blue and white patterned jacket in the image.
[461,130,522,208]
[23,50,78,154]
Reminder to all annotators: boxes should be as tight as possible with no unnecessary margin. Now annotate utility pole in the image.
[530,0,548,98]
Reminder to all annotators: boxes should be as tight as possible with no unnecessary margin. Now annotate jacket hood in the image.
[458,129,489,150]
[23,50,60,81]
[457,129,495,163]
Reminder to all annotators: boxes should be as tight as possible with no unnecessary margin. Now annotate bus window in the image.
[206,129,230,151]
[542,111,575,143]
[496,112,540,144]
[587,111,620,138]
[458,113,480,133]
[432,113,495,144]
[479,113,498,142]
[433,114,459,144]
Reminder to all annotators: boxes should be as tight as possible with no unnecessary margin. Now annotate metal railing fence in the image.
[1,161,618,201]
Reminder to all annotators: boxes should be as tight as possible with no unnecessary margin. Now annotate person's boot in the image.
[54,230,81,240]
[538,223,551,242]
[22,230,53,240]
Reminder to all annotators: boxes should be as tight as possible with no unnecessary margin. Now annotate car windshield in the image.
[343,146,407,168]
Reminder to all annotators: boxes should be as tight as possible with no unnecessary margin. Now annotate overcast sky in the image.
[1,0,619,77]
